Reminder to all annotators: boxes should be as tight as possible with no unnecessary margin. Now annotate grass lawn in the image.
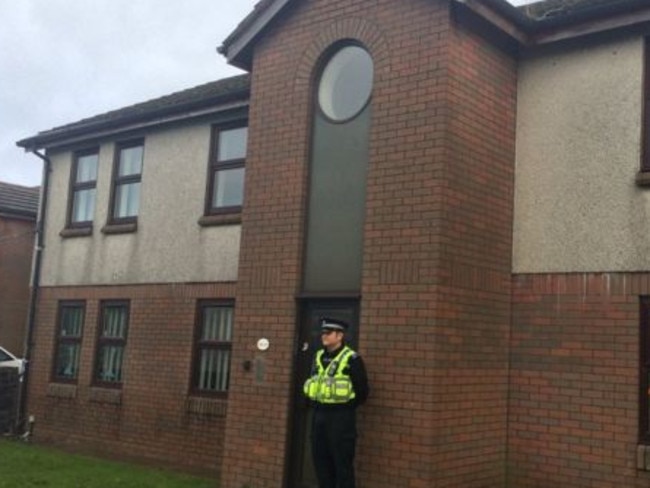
[0,439,217,487]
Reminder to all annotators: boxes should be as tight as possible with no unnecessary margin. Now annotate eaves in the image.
[17,99,249,153]
[220,0,650,69]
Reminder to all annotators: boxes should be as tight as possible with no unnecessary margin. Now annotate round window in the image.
[318,45,374,122]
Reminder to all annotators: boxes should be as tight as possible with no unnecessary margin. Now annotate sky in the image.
[0,0,535,187]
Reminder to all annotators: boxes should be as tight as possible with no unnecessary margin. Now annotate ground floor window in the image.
[192,300,234,396]
[53,301,85,382]
[94,301,130,386]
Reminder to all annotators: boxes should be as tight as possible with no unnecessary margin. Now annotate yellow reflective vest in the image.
[303,345,357,404]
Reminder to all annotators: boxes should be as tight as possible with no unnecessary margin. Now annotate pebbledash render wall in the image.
[28,121,240,474]
[220,0,516,486]
[25,1,650,487]
[510,34,650,486]
[42,123,239,287]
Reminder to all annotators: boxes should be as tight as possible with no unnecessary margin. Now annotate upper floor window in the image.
[53,301,85,382]
[68,149,98,226]
[192,300,234,396]
[111,140,143,223]
[637,37,650,173]
[206,125,247,215]
[94,301,129,387]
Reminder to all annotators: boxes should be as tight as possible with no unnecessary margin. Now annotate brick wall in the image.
[0,216,35,356]
[221,0,517,486]
[425,17,517,487]
[28,282,235,476]
[510,273,650,487]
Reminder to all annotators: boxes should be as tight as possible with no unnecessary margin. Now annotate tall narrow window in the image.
[303,44,373,293]
[206,125,247,215]
[192,301,234,396]
[641,297,650,442]
[94,301,129,386]
[68,149,98,227]
[111,141,143,222]
[53,301,85,382]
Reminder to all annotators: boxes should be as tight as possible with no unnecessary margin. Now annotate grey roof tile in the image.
[0,182,39,219]
[18,74,250,149]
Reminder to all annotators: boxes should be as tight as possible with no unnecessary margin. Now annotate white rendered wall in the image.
[513,36,647,273]
[42,123,240,286]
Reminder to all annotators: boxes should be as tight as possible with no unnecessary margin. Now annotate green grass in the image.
[0,439,217,488]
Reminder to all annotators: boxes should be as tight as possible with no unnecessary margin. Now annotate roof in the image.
[220,0,650,68]
[0,182,39,220]
[17,74,251,152]
[519,0,645,22]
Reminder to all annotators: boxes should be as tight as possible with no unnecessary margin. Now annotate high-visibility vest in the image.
[303,346,357,404]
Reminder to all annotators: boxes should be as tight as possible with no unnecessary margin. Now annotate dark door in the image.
[287,298,359,488]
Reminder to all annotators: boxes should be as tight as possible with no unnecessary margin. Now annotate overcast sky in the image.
[0,0,534,187]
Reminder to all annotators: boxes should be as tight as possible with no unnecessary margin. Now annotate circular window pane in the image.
[318,46,374,122]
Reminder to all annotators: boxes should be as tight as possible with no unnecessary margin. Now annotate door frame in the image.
[284,296,360,488]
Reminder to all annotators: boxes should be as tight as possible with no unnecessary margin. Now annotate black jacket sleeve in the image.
[348,354,369,407]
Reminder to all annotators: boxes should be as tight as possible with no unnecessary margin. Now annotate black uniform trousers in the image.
[311,407,357,488]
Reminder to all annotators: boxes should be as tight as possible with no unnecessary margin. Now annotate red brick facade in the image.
[25,1,650,487]
[511,273,650,488]
[0,216,35,356]
[28,282,235,475]
[221,1,517,486]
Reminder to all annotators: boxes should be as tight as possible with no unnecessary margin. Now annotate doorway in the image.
[286,298,359,488]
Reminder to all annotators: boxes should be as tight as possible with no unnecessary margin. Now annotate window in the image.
[641,297,650,442]
[110,141,143,222]
[206,125,247,215]
[94,301,129,386]
[641,37,650,173]
[53,302,85,382]
[192,301,234,396]
[318,45,374,122]
[68,149,98,226]
[303,43,373,292]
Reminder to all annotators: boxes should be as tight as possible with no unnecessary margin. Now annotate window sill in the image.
[101,222,137,235]
[198,213,242,227]
[46,383,77,399]
[185,396,228,417]
[636,171,650,187]
[89,387,122,405]
[60,227,92,238]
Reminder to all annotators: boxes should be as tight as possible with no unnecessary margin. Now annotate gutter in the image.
[18,99,249,153]
[456,0,650,47]
[17,96,249,153]
[16,149,50,436]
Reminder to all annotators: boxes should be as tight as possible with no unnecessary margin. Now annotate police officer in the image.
[303,317,369,488]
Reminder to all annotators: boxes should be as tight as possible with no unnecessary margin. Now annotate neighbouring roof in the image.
[0,182,39,220]
[17,74,250,152]
[220,0,650,68]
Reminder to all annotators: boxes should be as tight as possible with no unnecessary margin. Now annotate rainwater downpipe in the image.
[16,148,51,437]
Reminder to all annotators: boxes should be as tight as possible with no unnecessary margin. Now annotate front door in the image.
[287,298,359,488]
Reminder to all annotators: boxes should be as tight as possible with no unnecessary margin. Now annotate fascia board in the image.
[223,0,292,69]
